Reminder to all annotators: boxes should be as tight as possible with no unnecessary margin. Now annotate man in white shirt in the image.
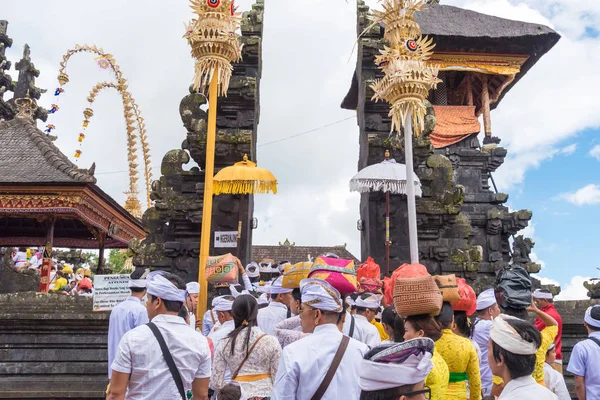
[353,294,382,348]
[342,296,365,341]
[472,288,501,397]
[272,278,368,400]
[257,276,292,335]
[207,295,235,385]
[185,282,200,330]
[107,271,212,400]
[107,271,149,379]
[488,315,557,399]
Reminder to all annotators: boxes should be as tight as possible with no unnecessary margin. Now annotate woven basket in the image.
[433,274,460,302]
[393,275,443,317]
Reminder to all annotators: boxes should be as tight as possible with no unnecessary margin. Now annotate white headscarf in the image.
[476,288,497,311]
[259,261,272,274]
[246,262,260,278]
[186,282,200,295]
[532,289,553,300]
[585,305,600,329]
[212,295,234,312]
[489,314,538,355]
[129,279,147,289]
[359,338,434,391]
[355,294,382,309]
[300,278,343,312]
[270,276,293,294]
[146,271,186,303]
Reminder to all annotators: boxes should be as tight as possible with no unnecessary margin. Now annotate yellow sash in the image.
[233,373,271,382]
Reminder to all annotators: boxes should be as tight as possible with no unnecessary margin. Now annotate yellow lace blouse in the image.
[426,348,450,400]
[436,329,482,400]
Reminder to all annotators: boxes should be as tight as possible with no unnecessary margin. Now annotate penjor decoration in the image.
[56,44,153,217]
[370,0,441,138]
[184,0,243,96]
[184,0,243,320]
[369,0,441,263]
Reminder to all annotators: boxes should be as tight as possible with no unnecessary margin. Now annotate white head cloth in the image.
[129,279,147,288]
[146,270,186,303]
[229,284,250,298]
[345,297,355,308]
[212,295,234,312]
[585,305,600,329]
[359,338,435,391]
[255,283,271,294]
[278,261,290,273]
[257,293,269,305]
[476,288,497,311]
[259,261,272,274]
[246,262,260,278]
[300,278,343,312]
[533,289,553,300]
[186,282,200,295]
[355,294,382,309]
[270,276,293,294]
[490,314,538,355]
[271,265,281,275]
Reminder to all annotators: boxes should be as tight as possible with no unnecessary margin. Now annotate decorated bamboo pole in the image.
[385,191,390,275]
[184,0,243,321]
[404,112,419,263]
[370,0,441,266]
[197,70,219,320]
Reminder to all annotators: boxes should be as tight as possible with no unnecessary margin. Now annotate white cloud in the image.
[559,143,577,155]
[559,184,600,206]
[555,276,591,300]
[590,144,600,160]
[533,275,560,287]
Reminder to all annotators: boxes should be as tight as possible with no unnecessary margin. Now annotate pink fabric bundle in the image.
[308,256,358,296]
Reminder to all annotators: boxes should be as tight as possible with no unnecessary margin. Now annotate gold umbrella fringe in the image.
[184,0,242,95]
[213,180,278,196]
[57,44,153,215]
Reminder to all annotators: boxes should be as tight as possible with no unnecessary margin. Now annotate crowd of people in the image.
[104,257,600,400]
[9,247,94,295]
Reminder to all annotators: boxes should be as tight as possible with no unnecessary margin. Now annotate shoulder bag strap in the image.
[310,335,350,400]
[231,333,267,380]
[147,322,186,400]
[349,315,355,338]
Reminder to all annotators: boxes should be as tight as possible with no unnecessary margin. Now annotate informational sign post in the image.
[93,274,131,311]
[214,230,238,248]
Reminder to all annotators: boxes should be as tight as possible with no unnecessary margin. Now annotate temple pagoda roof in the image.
[342,3,560,110]
[0,117,96,184]
[0,115,145,248]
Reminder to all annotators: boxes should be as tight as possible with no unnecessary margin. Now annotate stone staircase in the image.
[0,292,109,399]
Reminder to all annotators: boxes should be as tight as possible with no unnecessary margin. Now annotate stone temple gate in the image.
[341,1,560,291]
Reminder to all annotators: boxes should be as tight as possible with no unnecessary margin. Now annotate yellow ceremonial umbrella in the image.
[214,154,278,257]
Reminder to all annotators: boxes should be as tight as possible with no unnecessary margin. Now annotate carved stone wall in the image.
[131,1,264,282]
[352,2,535,290]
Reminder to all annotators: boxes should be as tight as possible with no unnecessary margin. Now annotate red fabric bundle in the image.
[451,277,477,315]
[358,277,383,294]
[383,263,429,307]
[357,257,381,281]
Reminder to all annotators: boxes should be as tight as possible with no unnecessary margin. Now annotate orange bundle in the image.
[450,277,477,315]
[357,257,381,280]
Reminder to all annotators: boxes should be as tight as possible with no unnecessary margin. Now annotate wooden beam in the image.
[39,217,55,293]
[481,74,492,137]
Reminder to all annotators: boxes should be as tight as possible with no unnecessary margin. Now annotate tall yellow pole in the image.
[197,67,219,322]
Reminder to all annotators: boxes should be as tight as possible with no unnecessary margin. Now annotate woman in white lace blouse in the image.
[212,294,281,400]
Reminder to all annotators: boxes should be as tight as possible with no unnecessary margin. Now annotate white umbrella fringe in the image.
[349,179,422,197]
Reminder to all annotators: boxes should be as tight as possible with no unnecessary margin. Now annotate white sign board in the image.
[214,231,238,248]
[93,274,131,311]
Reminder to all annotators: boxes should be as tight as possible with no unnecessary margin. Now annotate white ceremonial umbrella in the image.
[349,150,422,275]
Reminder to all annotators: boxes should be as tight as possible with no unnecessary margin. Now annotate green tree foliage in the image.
[108,249,127,273]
